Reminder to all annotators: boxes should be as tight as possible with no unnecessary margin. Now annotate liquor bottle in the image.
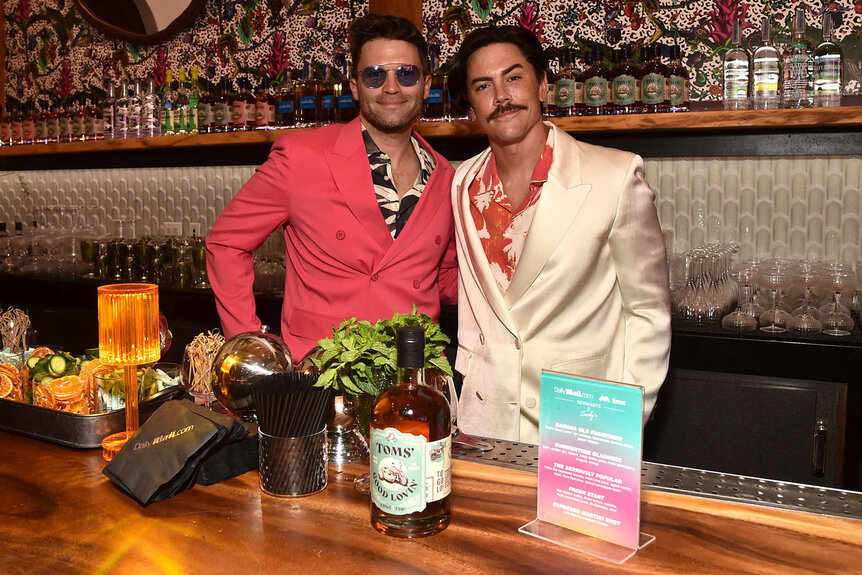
[102,81,116,139]
[0,105,11,145]
[783,7,814,108]
[335,63,357,123]
[142,77,161,137]
[114,80,130,139]
[34,101,48,144]
[22,101,36,144]
[814,11,842,108]
[255,77,275,130]
[573,50,586,115]
[543,49,557,117]
[370,326,451,538]
[175,69,190,134]
[10,101,23,145]
[197,69,213,134]
[581,46,610,116]
[128,79,142,138]
[295,63,317,127]
[84,96,104,140]
[723,20,750,110]
[45,103,59,143]
[187,67,200,133]
[0,223,9,270]
[554,49,578,117]
[611,46,637,115]
[230,77,248,131]
[641,44,669,112]
[275,69,295,128]
[668,45,690,112]
[212,78,231,133]
[318,67,336,125]
[60,99,75,143]
[161,71,176,136]
[753,17,781,110]
[424,53,445,121]
[243,77,257,131]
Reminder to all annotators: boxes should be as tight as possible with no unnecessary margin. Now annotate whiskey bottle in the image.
[543,49,557,117]
[581,46,610,116]
[335,63,357,123]
[295,64,317,127]
[641,44,669,113]
[814,11,842,108]
[611,46,637,115]
[668,45,690,112]
[424,52,445,121]
[370,326,452,538]
[318,67,336,125]
[102,81,116,139]
[275,69,295,128]
[242,77,257,131]
[554,49,578,117]
[229,77,248,131]
[0,105,12,145]
[783,7,813,108]
[723,20,750,110]
[21,101,35,144]
[197,69,213,134]
[45,103,59,143]
[212,78,231,133]
[753,17,781,109]
[34,102,48,143]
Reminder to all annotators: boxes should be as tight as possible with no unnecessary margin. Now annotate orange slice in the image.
[29,346,55,359]
[0,374,12,399]
[33,384,56,409]
[50,376,85,402]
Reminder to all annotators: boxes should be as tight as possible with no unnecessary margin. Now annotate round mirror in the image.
[75,0,206,45]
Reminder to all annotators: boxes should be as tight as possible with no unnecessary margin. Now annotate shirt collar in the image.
[361,122,436,173]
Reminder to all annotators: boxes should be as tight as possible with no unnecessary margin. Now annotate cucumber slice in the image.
[85,347,100,360]
[47,355,68,377]
[26,355,40,369]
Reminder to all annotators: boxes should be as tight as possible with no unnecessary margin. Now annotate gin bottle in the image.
[723,20,750,110]
[128,79,142,138]
[783,7,814,108]
[102,81,115,139]
[753,17,781,109]
[114,80,129,139]
[142,77,161,137]
[370,326,452,538]
[814,11,842,107]
[161,71,176,135]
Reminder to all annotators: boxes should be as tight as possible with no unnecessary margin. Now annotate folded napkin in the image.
[103,399,253,505]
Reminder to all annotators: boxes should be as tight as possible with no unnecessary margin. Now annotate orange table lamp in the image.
[97,283,160,461]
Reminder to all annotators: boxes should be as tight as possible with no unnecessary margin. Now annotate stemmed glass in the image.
[428,371,493,452]
[788,261,823,335]
[821,269,855,336]
[721,264,758,331]
[758,263,793,333]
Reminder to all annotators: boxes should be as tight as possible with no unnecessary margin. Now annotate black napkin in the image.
[195,422,259,486]
[103,399,249,506]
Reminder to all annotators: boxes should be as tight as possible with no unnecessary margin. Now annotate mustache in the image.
[487,103,527,121]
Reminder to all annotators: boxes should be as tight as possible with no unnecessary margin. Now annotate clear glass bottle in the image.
[161,70,176,136]
[611,46,637,115]
[114,80,130,139]
[814,11,842,108]
[543,49,557,117]
[187,67,200,133]
[723,20,751,110]
[370,326,451,538]
[641,44,670,112]
[753,17,782,109]
[142,77,161,137]
[783,7,814,108]
[175,69,191,134]
[275,69,295,128]
[128,79,142,138]
[554,49,578,117]
[668,45,690,112]
[581,46,610,116]
[102,81,115,139]
[197,69,213,134]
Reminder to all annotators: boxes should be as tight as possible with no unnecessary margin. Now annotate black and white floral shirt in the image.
[363,125,435,239]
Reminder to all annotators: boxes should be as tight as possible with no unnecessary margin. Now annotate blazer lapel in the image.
[505,125,592,307]
[324,120,393,252]
[457,149,519,335]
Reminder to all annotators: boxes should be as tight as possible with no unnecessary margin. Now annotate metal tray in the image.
[0,387,189,448]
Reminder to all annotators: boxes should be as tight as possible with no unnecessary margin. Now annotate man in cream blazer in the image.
[448,26,671,443]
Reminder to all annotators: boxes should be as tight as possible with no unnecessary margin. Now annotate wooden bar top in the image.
[0,430,860,574]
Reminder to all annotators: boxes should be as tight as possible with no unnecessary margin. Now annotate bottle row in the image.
[723,10,843,110]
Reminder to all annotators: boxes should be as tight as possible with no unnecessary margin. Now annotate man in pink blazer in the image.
[206,15,457,361]
[447,27,671,443]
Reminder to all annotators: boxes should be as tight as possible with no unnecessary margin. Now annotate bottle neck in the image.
[397,364,425,386]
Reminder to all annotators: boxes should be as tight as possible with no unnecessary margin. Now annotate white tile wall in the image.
[1,156,861,263]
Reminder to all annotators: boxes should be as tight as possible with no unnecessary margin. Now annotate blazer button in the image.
[524,397,537,408]
[413,280,421,289]
[336,230,346,240]
[435,235,441,245]
[371,273,379,281]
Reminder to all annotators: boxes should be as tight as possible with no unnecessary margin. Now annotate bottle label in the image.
[723,60,750,100]
[71,116,84,137]
[84,115,95,137]
[277,100,293,114]
[128,103,141,132]
[198,102,212,126]
[231,101,245,124]
[554,78,575,109]
[669,75,687,106]
[45,119,57,140]
[267,103,276,124]
[0,122,11,141]
[613,74,636,106]
[545,83,556,107]
[584,77,608,107]
[425,88,442,104]
[753,57,780,98]
[35,119,46,140]
[370,427,452,515]
[574,80,585,104]
[255,101,268,125]
[213,102,229,126]
[299,95,315,110]
[22,120,34,140]
[814,54,841,97]
[338,94,354,109]
[322,95,333,110]
[103,107,114,134]
[245,102,255,124]
[642,72,666,104]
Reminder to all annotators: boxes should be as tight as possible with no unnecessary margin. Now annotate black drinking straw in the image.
[251,373,333,437]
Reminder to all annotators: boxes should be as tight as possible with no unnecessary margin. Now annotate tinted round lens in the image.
[395,65,420,87]
[362,67,387,89]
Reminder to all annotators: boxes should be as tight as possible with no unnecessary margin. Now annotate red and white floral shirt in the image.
[468,130,554,292]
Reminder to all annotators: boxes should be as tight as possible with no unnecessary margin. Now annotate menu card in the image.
[529,370,645,551]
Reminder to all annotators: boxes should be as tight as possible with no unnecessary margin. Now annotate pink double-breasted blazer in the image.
[206,118,457,360]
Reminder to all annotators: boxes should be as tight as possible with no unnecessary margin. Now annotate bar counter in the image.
[1,431,860,574]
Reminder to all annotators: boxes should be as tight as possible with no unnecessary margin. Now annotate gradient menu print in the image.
[536,371,644,550]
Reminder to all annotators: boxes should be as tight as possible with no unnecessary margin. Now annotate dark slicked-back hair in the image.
[448,25,547,113]
[348,14,430,76]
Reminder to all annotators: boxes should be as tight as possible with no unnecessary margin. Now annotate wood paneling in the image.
[368,0,422,30]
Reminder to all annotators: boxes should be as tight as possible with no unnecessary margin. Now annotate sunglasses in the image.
[360,64,421,89]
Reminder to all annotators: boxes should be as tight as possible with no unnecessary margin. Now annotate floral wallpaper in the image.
[3,0,862,107]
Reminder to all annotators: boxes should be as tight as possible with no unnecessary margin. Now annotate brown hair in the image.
[348,14,430,76]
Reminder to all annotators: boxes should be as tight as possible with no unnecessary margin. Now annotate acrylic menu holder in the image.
[519,370,655,565]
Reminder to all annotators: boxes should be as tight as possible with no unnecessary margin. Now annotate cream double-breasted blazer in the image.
[452,123,671,444]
